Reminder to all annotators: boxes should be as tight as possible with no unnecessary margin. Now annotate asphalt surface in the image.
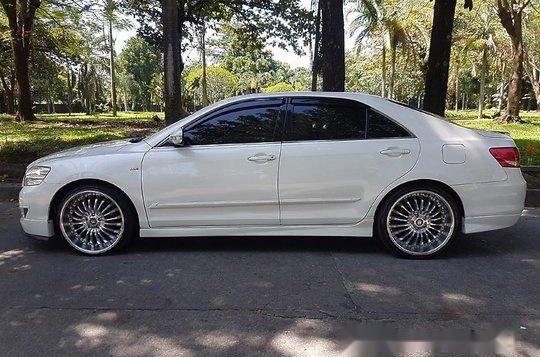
[0,200,538,357]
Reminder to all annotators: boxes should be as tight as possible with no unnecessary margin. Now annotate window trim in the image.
[159,98,285,147]
[282,96,415,143]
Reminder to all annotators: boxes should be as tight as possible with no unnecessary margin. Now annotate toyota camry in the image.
[19,92,526,257]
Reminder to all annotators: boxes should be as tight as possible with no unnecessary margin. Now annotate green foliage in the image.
[262,82,295,93]
[185,66,237,104]
[130,0,313,56]
[117,36,161,110]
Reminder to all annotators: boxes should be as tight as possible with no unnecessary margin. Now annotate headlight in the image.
[23,166,51,186]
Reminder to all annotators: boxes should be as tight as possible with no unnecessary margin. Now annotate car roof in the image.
[222,91,381,103]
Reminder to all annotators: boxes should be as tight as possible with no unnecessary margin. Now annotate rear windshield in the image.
[388,99,449,122]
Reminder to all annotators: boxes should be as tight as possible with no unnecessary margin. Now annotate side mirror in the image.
[170,128,184,146]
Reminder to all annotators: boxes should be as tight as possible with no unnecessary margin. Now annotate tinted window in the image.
[184,104,280,145]
[286,100,366,141]
[367,109,411,139]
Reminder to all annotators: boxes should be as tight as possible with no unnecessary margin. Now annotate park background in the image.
[1,0,539,186]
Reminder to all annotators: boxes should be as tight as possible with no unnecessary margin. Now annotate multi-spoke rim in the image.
[386,190,455,256]
[59,190,124,254]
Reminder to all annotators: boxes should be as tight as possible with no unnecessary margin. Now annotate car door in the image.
[142,98,284,227]
[278,97,420,225]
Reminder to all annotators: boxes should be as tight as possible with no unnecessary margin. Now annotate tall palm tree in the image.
[348,0,411,99]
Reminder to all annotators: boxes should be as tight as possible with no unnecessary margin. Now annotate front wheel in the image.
[376,186,460,258]
[56,185,136,255]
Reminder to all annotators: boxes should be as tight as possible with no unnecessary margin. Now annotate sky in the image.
[114,0,356,69]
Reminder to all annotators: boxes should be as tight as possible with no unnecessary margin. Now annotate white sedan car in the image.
[19,93,526,257]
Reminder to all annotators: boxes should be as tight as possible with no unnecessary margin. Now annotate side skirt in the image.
[139,219,374,238]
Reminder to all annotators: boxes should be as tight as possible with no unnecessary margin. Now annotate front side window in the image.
[184,102,281,145]
[286,99,367,141]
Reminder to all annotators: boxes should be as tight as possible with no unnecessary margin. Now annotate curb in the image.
[1,183,539,207]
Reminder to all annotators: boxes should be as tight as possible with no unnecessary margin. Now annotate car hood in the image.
[29,140,131,167]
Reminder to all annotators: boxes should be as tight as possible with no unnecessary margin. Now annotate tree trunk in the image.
[1,0,40,121]
[389,40,396,99]
[199,21,209,106]
[66,66,73,115]
[0,69,15,114]
[381,43,387,98]
[498,62,506,113]
[162,0,184,125]
[311,2,322,91]
[531,67,540,111]
[454,59,459,111]
[108,17,117,116]
[496,0,529,123]
[321,0,345,92]
[501,39,523,122]
[123,91,129,112]
[478,47,487,118]
[13,45,35,121]
[423,0,458,116]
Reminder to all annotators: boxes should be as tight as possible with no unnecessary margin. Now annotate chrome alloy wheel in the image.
[386,190,455,256]
[59,190,125,254]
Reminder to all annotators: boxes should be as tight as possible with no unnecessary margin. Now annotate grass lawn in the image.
[0,112,163,180]
[1,109,539,186]
[446,110,540,166]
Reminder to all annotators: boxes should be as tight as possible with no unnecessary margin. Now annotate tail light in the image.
[489,147,520,167]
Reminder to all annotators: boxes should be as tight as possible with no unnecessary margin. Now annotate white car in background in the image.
[19,92,526,257]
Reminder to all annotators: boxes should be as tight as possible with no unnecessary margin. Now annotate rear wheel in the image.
[56,185,135,255]
[376,186,460,258]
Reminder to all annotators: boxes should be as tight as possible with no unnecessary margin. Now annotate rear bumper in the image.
[462,213,522,234]
[453,168,526,234]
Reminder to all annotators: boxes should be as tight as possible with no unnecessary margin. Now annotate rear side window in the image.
[184,102,281,145]
[367,109,411,139]
[286,99,367,141]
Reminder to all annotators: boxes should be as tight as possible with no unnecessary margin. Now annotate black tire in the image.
[375,184,461,258]
[54,184,137,255]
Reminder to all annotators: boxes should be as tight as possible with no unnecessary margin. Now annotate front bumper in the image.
[19,183,58,239]
[20,217,54,238]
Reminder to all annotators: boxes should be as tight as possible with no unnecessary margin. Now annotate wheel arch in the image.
[48,179,140,229]
[373,179,465,225]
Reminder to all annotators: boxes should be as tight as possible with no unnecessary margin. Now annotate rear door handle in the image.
[247,154,276,163]
[380,147,411,157]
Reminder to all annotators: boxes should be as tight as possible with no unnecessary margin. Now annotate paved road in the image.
[0,201,538,356]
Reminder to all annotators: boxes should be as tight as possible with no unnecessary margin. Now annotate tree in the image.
[161,0,183,124]
[216,26,298,94]
[423,0,472,116]
[1,0,41,121]
[185,65,237,105]
[104,0,118,116]
[130,0,311,124]
[524,9,540,109]
[117,36,161,110]
[320,0,345,91]
[495,0,531,122]
[0,11,15,114]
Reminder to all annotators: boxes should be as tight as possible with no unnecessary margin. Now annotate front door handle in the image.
[380,147,411,157]
[247,153,276,163]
